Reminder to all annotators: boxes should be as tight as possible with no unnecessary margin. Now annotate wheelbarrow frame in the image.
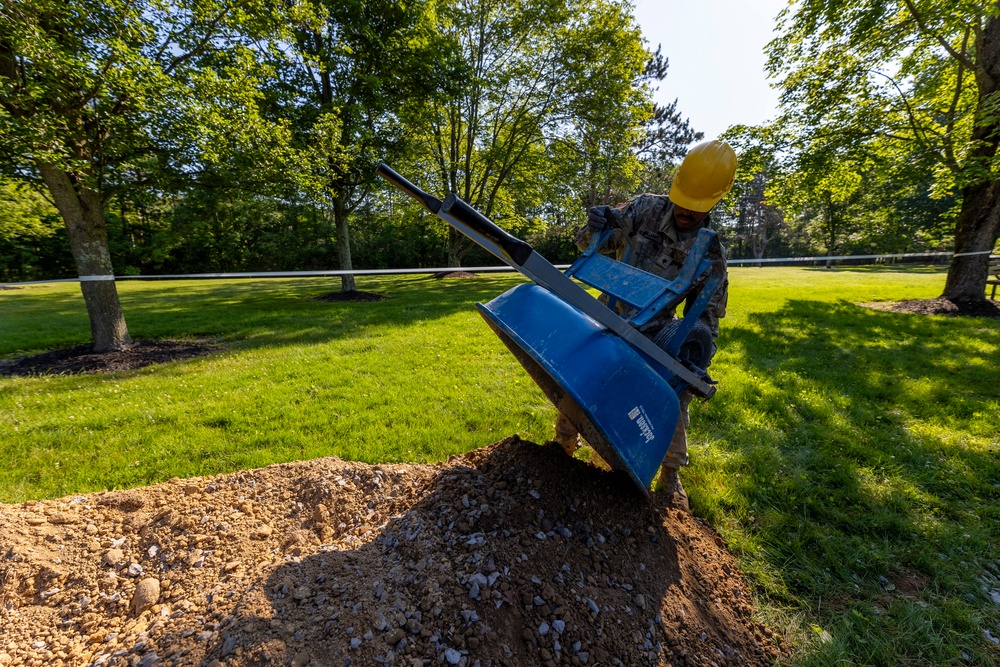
[376,164,725,492]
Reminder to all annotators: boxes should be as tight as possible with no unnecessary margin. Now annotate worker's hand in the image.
[586,205,621,232]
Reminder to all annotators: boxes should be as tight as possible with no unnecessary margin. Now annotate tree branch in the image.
[865,69,936,146]
[162,6,232,76]
[942,27,971,172]
[901,0,977,71]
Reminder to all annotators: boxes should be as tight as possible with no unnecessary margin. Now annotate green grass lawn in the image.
[1,267,998,665]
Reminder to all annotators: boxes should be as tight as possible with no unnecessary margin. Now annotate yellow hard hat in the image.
[669,140,737,212]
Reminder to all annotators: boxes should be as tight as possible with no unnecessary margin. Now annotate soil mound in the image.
[0,339,216,377]
[312,291,387,303]
[0,437,784,667]
[861,297,999,319]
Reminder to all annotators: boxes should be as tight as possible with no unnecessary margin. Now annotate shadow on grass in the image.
[696,299,1000,664]
[0,275,528,358]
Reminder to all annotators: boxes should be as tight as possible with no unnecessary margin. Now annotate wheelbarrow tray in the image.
[478,283,680,492]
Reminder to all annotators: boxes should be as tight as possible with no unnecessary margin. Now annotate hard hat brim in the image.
[667,185,724,213]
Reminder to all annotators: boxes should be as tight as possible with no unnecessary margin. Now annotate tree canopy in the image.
[0,0,290,349]
[6,0,994,324]
[766,0,1000,299]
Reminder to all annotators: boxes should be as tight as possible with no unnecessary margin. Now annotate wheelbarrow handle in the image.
[377,162,533,268]
[441,195,533,266]
[376,163,442,215]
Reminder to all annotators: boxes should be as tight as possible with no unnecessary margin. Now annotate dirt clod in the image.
[0,437,785,666]
[131,578,160,615]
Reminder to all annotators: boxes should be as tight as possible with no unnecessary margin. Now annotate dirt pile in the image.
[0,437,784,667]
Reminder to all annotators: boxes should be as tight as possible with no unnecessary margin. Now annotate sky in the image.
[632,0,789,141]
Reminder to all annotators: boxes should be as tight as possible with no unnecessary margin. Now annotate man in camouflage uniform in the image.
[553,139,737,511]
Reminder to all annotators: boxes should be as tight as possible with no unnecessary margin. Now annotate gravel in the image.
[0,436,784,666]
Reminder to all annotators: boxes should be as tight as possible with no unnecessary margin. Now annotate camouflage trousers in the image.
[661,390,692,469]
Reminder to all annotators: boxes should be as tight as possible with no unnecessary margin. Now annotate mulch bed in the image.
[0,339,217,377]
[312,290,387,303]
[861,298,1000,319]
[435,271,478,279]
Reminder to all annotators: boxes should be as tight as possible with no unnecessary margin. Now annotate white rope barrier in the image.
[2,251,997,287]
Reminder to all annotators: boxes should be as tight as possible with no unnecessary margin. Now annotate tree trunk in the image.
[942,10,1000,301]
[38,162,132,352]
[332,195,356,292]
[941,178,999,300]
[447,228,463,268]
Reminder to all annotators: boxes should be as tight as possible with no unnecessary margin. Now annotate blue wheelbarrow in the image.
[377,164,725,494]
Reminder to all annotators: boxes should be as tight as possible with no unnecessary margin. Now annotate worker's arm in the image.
[574,194,669,253]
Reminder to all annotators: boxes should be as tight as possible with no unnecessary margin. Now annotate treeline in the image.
[0,0,701,287]
[0,156,957,283]
[723,0,999,301]
[2,0,996,303]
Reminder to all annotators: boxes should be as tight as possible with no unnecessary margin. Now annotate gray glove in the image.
[586,205,622,232]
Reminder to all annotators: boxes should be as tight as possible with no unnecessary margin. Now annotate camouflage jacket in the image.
[574,194,729,337]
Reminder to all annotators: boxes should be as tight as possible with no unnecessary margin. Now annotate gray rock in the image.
[444,648,462,665]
